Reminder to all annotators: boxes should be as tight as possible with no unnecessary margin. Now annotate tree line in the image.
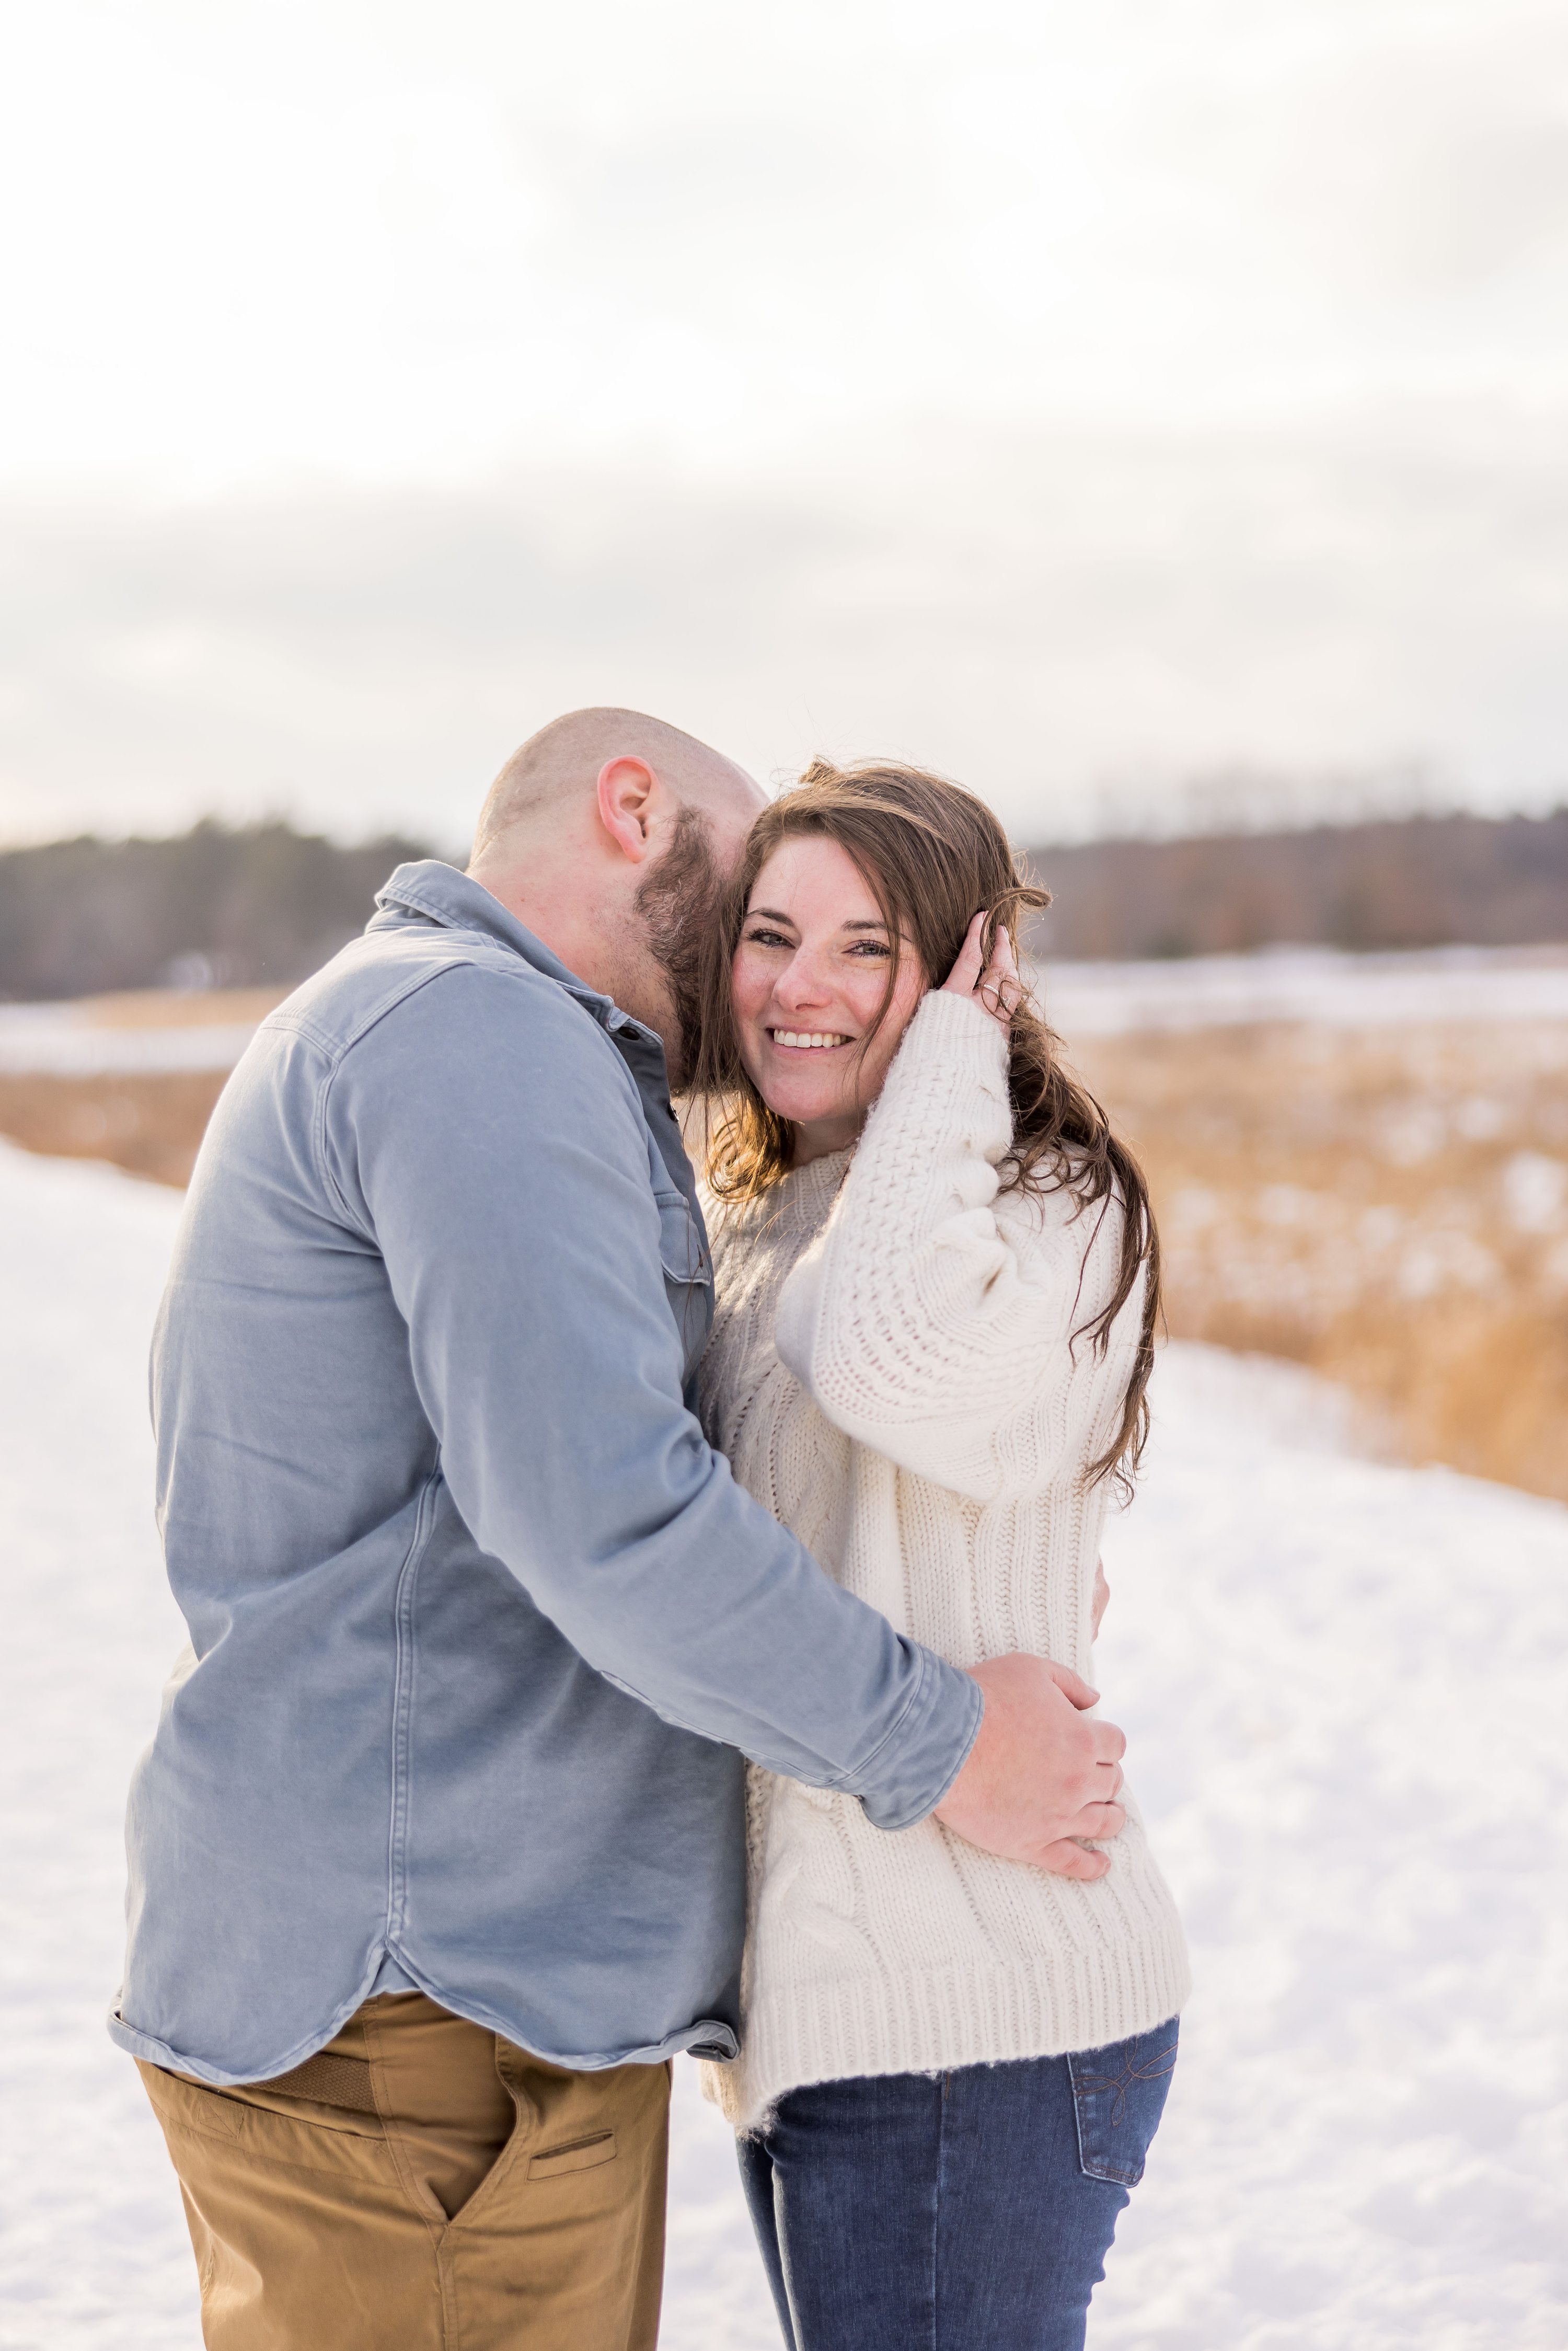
[1022,806,1568,961]
[0,821,436,999]
[0,806,1563,1000]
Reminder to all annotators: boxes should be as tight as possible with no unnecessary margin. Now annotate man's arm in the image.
[322,961,979,1829]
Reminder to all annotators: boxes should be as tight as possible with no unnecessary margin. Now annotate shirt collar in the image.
[370,860,662,1052]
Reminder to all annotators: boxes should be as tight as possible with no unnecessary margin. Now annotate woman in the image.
[690,758,1190,2351]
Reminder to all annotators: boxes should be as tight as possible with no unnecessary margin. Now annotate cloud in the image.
[4,395,1565,847]
[3,0,1567,844]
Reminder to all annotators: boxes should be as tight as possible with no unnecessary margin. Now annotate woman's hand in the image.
[941,909,1021,1032]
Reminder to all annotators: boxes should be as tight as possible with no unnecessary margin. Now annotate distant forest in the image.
[0,821,437,999]
[1023,806,1568,962]
[0,806,1564,1000]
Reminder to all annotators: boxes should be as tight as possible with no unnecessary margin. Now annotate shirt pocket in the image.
[654,1184,712,1373]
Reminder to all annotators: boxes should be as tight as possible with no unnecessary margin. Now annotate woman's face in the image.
[731,835,926,1158]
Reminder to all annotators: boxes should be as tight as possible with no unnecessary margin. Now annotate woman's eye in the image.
[744,926,792,949]
[848,939,892,958]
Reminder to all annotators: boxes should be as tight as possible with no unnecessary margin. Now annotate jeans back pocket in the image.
[1066,2020,1179,2187]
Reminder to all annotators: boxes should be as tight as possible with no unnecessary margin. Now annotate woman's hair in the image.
[689,756,1161,1491]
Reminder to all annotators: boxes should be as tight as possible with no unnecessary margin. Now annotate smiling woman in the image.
[693,755,1157,1481]
[685,757,1188,2348]
[728,834,928,1162]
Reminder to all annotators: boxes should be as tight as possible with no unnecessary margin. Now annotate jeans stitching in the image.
[930,2073,946,2351]
[1069,2034,1179,2185]
[1069,2041,1178,2129]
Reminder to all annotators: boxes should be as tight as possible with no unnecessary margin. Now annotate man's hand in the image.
[932,1654,1126,1881]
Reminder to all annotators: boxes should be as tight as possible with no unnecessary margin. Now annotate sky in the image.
[3,0,1567,849]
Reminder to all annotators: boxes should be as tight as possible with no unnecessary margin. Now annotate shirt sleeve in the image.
[318,958,981,1831]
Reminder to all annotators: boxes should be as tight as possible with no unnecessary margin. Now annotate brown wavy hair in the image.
[689,756,1161,1490]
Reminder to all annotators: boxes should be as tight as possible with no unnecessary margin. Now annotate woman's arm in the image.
[774,981,1138,1502]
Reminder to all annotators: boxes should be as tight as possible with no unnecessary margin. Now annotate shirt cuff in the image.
[854,1646,985,1833]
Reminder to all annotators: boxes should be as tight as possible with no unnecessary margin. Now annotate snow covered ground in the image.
[1039,942,1568,1036]
[0,1006,260,1076]
[2,1137,1566,2348]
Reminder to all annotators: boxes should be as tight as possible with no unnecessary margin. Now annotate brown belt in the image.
[261,2050,379,2113]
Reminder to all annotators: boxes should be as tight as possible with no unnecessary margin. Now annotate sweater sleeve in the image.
[773,988,1138,1504]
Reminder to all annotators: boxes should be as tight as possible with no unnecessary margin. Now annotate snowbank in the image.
[0,1140,1564,2348]
[1041,942,1568,1037]
[0,1005,260,1076]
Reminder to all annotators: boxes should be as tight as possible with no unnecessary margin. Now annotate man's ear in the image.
[596,756,662,865]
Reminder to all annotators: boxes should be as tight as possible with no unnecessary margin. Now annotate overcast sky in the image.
[3,0,1566,848]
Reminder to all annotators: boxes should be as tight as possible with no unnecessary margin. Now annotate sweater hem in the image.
[706,1925,1192,2134]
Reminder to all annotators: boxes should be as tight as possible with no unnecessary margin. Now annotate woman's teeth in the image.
[772,1031,849,1050]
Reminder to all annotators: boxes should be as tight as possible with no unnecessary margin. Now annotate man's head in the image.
[468,708,765,1087]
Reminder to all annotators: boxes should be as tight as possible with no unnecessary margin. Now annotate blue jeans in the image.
[737,2023,1178,2351]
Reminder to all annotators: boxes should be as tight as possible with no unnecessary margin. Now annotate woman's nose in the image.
[774,951,834,1011]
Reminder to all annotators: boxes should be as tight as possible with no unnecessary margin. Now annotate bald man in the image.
[116,710,1126,2350]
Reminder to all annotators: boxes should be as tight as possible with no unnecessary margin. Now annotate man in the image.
[116,709,1127,2349]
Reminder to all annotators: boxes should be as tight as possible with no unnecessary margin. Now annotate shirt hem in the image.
[107,1991,738,2088]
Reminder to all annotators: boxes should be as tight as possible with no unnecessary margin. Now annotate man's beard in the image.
[633,804,725,1091]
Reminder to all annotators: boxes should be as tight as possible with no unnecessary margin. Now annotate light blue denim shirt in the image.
[109,863,981,2085]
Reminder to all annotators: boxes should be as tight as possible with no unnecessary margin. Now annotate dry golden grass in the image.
[0,1071,228,1190]
[0,988,286,1187]
[3,989,1564,1502]
[65,986,288,1029]
[1071,1020,1568,1502]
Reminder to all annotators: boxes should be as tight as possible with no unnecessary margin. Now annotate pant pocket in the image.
[526,2129,617,2181]
[1066,2020,1179,2187]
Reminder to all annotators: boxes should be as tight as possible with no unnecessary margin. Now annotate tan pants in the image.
[138,1993,670,2350]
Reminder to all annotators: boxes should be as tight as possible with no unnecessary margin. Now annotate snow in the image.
[2,1138,1565,2348]
[1040,943,1568,1036]
[0,1006,260,1076]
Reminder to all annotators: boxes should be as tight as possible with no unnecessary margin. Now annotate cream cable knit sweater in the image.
[696,988,1189,2131]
